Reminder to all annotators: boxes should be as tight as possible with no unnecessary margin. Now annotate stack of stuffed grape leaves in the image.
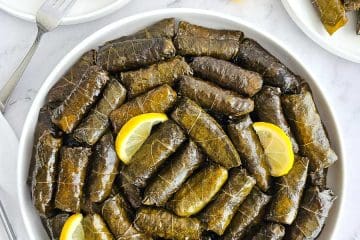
[29,19,338,240]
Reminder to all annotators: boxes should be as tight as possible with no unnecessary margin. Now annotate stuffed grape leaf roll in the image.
[308,168,327,190]
[31,130,62,217]
[119,171,143,209]
[312,0,348,35]
[281,88,338,171]
[83,214,114,240]
[223,188,271,240]
[134,207,203,240]
[73,78,126,145]
[234,39,300,93]
[51,66,109,134]
[97,38,176,72]
[122,120,186,188]
[227,116,272,192]
[55,147,91,212]
[46,50,96,105]
[168,163,228,217]
[121,56,192,98]
[344,0,360,10]
[178,75,254,118]
[86,132,120,203]
[266,156,309,225]
[43,213,69,240]
[102,194,151,240]
[80,195,102,215]
[251,223,285,240]
[285,187,336,240]
[200,168,256,235]
[171,98,241,169]
[142,140,204,206]
[174,21,243,60]
[109,18,175,43]
[28,105,59,185]
[254,86,299,153]
[110,84,177,132]
[190,56,263,97]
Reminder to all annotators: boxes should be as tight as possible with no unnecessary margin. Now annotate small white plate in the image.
[281,0,360,63]
[0,0,131,25]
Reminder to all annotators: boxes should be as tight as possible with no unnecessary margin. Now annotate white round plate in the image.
[0,0,131,25]
[282,0,360,63]
[17,8,344,240]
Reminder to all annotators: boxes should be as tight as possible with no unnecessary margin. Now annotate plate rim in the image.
[0,0,131,25]
[281,0,360,63]
[16,8,345,239]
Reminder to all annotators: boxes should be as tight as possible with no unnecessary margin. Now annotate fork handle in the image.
[0,199,16,240]
[0,29,43,113]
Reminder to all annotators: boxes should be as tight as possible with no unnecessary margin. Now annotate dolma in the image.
[102,194,150,240]
[190,56,263,97]
[46,50,96,105]
[55,147,91,212]
[227,116,272,192]
[134,207,203,240]
[174,21,243,60]
[43,213,69,240]
[223,188,271,240]
[97,38,176,72]
[119,172,143,209]
[281,88,338,171]
[234,39,300,93]
[142,140,204,206]
[312,0,348,35]
[168,163,228,217]
[308,168,327,190]
[266,156,309,225]
[200,169,256,235]
[171,98,241,169]
[80,195,102,215]
[254,86,299,153]
[86,132,120,203]
[122,120,186,188]
[251,223,285,240]
[344,0,360,10]
[109,18,175,43]
[51,66,109,133]
[31,130,62,217]
[121,56,192,98]
[110,84,177,132]
[285,187,336,240]
[28,105,59,185]
[73,78,127,145]
[178,75,254,118]
[83,214,114,240]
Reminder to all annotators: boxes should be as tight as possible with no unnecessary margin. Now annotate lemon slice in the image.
[60,213,84,240]
[115,113,168,164]
[253,122,294,177]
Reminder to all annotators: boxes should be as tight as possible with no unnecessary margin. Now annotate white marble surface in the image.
[0,0,359,239]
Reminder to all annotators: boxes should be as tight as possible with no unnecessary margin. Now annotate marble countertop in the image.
[0,0,359,239]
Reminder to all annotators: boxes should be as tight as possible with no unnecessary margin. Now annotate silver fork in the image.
[0,199,16,240]
[0,0,78,113]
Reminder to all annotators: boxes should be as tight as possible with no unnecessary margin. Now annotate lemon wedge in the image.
[253,122,294,177]
[115,113,168,164]
[60,213,84,240]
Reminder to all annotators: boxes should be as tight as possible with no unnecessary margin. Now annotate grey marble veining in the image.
[0,0,359,239]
